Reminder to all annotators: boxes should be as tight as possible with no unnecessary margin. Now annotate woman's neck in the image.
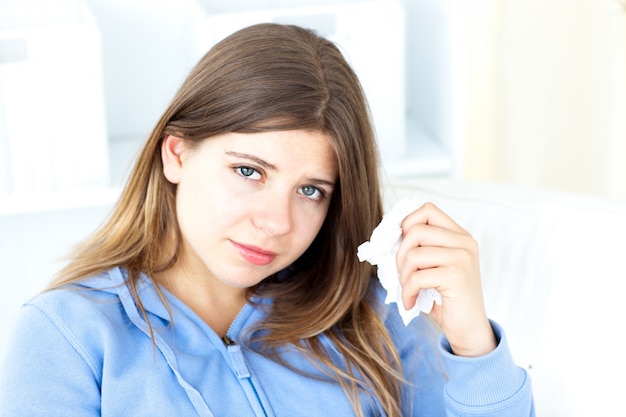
[154,265,248,337]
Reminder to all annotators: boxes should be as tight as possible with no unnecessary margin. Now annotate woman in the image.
[0,23,534,416]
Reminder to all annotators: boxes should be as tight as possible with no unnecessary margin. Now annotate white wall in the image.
[465,0,626,202]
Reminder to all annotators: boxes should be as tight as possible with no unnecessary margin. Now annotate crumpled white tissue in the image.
[357,196,442,325]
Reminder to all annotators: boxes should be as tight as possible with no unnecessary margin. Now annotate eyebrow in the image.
[225,150,336,188]
[225,151,278,170]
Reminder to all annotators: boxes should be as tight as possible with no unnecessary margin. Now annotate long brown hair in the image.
[51,23,405,416]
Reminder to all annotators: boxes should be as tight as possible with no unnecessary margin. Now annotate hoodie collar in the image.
[78,266,173,322]
[78,266,271,342]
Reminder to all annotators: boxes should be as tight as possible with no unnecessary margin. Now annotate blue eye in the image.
[300,186,323,200]
[237,166,261,180]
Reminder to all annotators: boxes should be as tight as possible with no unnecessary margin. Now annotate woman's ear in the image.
[161,134,186,184]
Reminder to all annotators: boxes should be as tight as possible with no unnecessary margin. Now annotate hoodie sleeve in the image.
[438,320,535,416]
[0,302,101,417]
[377,278,535,417]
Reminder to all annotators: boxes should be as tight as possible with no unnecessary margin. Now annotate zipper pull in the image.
[222,335,236,346]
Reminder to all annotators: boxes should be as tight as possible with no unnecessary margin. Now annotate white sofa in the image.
[384,179,626,416]
[2,179,626,415]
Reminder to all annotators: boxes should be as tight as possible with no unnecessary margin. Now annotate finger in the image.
[399,222,473,252]
[396,224,477,276]
[401,202,468,236]
[399,245,481,307]
[400,267,446,310]
[397,245,466,286]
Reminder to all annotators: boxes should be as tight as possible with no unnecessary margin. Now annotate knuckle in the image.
[421,201,438,211]
[462,234,479,254]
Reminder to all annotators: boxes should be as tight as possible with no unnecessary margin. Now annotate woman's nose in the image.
[252,192,293,237]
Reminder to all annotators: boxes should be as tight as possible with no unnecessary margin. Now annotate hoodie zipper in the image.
[222,334,271,417]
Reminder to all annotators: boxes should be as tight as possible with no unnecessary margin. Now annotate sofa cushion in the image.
[383,178,626,417]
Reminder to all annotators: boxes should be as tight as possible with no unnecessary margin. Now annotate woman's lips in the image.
[231,241,277,266]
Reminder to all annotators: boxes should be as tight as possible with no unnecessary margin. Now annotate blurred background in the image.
[2,0,625,205]
[0,0,625,360]
[466,0,626,202]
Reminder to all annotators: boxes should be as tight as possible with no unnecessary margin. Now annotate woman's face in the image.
[161,130,338,291]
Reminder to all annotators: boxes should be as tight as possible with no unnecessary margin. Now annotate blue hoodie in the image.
[0,267,534,416]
